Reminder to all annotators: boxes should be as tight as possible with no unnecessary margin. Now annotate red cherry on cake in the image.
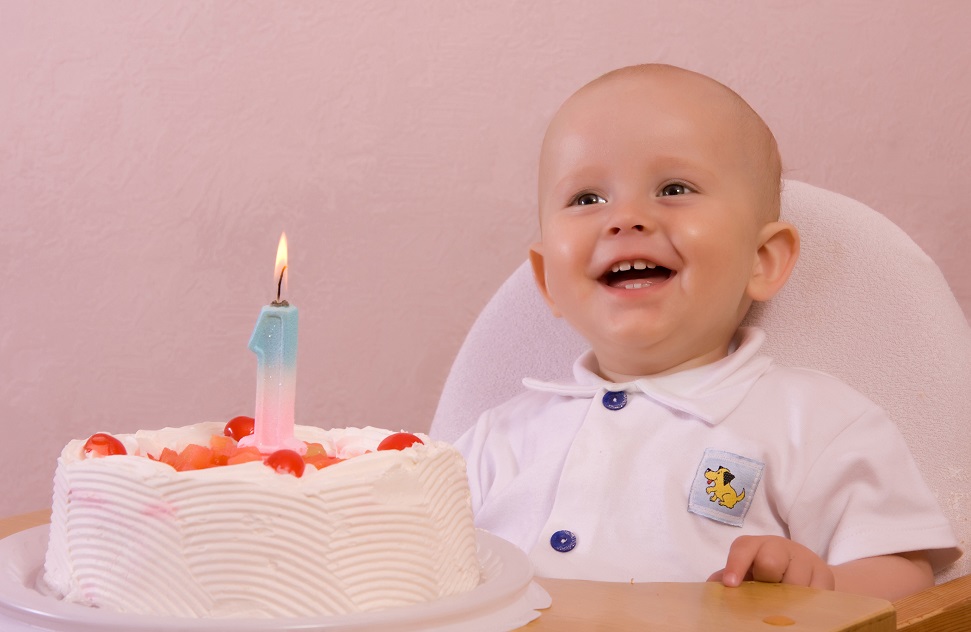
[83,433,127,457]
[265,449,305,477]
[223,416,255,442]
[377,432,424,451]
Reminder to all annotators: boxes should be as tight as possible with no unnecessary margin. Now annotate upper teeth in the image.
[611,259,657,273]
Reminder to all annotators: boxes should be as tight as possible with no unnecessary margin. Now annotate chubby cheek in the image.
[544,263,583,310]
[685,249,757,309]
[541,254,598,322]
[541,224,595,277]
[668,216,722,255]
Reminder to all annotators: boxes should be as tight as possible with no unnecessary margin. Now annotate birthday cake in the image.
[41,420,481,618]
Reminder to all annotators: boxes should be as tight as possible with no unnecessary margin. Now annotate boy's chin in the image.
[590,330,735,378]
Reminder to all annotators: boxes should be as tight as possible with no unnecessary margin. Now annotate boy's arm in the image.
[832,550,933,601]
[710,535,934,601]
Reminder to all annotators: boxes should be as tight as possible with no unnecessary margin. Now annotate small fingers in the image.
[807,563,836,591]
[777,555,813,587]
[748,539,793,584]
[720,536,764,586]
[719,536,832,589]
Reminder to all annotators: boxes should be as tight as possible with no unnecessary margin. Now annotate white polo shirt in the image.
[456,327,961,582]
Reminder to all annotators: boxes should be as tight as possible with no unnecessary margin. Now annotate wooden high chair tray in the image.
[524,577,895,631]
[0,511,897,631]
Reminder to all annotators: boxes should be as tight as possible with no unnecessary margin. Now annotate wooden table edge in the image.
[0,509,51,537]
[1,510,899,632]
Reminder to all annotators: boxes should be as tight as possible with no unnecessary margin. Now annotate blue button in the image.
[550,529,577,552]
[602,391,628,410]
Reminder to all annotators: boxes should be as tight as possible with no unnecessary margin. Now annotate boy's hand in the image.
[707,535,835,590]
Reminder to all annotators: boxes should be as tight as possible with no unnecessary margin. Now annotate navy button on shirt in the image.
[550,529,577,552]
[602,390,628,410]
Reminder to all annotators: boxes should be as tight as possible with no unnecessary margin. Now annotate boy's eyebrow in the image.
[547,167,610,201]
[644,155,720,183]
[546,157,720,202]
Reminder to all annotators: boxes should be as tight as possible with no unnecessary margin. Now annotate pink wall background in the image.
[2,1,969,516]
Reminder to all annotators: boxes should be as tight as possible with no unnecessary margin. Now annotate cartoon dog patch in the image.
[689,449,763,526]
[704,466,745,509]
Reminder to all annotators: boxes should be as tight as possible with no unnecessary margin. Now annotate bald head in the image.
[540,64,782,223]
[529,64,800,377]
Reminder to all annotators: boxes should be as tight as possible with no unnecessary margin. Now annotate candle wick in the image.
[276,265,287,302]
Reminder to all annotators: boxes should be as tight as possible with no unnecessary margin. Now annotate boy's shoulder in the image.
[469,345,889,442]
[746,362,892,436]
[760,362,879,406]
[478,386,576,428]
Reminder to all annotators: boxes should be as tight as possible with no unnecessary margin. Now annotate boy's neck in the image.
[597,367,644,383]
[594,338,739,383]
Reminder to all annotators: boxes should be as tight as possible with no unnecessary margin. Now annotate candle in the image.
[238,232,306,454]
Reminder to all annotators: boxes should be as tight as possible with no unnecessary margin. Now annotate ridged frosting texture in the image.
[42,423,480,618]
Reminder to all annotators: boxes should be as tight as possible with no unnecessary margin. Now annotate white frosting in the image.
[42,423,480,618]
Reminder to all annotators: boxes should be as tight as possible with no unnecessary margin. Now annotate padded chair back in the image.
[431,180,970,581]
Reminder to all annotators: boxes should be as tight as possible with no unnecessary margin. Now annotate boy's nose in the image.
[608,223,645,235]
[606,201,656,235]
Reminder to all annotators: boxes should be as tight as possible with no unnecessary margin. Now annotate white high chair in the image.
[430,180,971,630]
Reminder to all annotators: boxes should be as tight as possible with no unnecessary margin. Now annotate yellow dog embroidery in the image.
[704,466,746,509]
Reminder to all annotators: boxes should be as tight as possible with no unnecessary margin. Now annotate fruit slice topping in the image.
[173,443,214,472]
[223,416,255,442]
[112,420,424,473]
[377,432,424,451]
[265,449,305,477]
[303,442,344,470]
[83,433,127,457]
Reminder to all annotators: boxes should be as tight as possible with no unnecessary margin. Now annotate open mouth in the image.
[599,259,674,289]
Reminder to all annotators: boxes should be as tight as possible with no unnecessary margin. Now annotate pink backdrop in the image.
[2,1,969,516]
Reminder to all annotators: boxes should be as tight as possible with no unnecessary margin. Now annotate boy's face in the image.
[531,70,785,378]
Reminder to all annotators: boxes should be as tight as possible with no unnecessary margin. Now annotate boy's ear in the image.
[528,243,563,318]
[746,222,800,302]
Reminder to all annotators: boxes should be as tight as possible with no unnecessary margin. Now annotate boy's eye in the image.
[659,183,691,196]
[573,193,606,206]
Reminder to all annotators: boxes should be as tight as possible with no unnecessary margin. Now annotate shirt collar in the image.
[522,327,773,426]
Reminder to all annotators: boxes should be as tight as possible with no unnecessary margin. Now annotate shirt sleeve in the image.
[786,405,961,572]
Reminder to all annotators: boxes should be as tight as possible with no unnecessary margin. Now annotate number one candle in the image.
[238,233,306,454]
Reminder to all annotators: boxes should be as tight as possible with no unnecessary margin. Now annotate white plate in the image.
[0,525,549,632]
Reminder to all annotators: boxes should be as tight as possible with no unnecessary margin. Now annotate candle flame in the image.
[275,232,288,299]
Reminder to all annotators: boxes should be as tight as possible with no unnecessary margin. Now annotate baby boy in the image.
[456,64,960,600]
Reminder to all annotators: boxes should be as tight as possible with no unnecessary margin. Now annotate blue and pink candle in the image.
[238,233,306,454]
